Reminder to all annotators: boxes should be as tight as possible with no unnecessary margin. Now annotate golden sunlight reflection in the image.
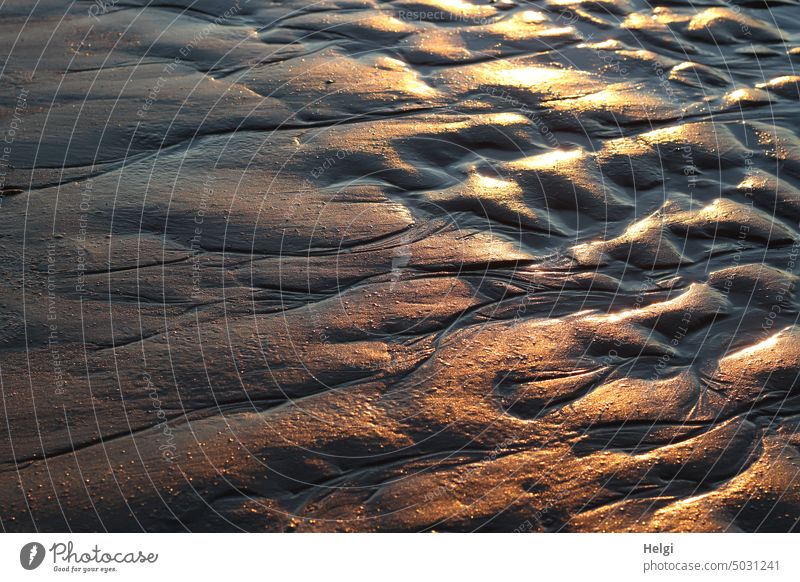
[494,66,576,87]
[488,112,532,126]
[519,10,548,24]
[723,87,769,106]
[486,14,574,41]
[424,0,495,18]
[623,7,689,29]
[551,85,669,120]
[377,56,440,97]
[8,0,800,537]
[726,333,781,359]
[511,148,585,169]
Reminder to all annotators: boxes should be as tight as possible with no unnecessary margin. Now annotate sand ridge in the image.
[0,0,799,532]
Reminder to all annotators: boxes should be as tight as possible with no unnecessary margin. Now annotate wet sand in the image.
[1,0,799,531]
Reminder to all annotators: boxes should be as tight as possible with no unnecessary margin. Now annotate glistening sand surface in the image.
[1,0,800,532]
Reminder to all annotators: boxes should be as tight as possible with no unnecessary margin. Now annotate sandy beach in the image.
[1,0,799,532]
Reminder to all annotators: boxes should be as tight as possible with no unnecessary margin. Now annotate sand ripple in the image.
[1,0,799,532]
